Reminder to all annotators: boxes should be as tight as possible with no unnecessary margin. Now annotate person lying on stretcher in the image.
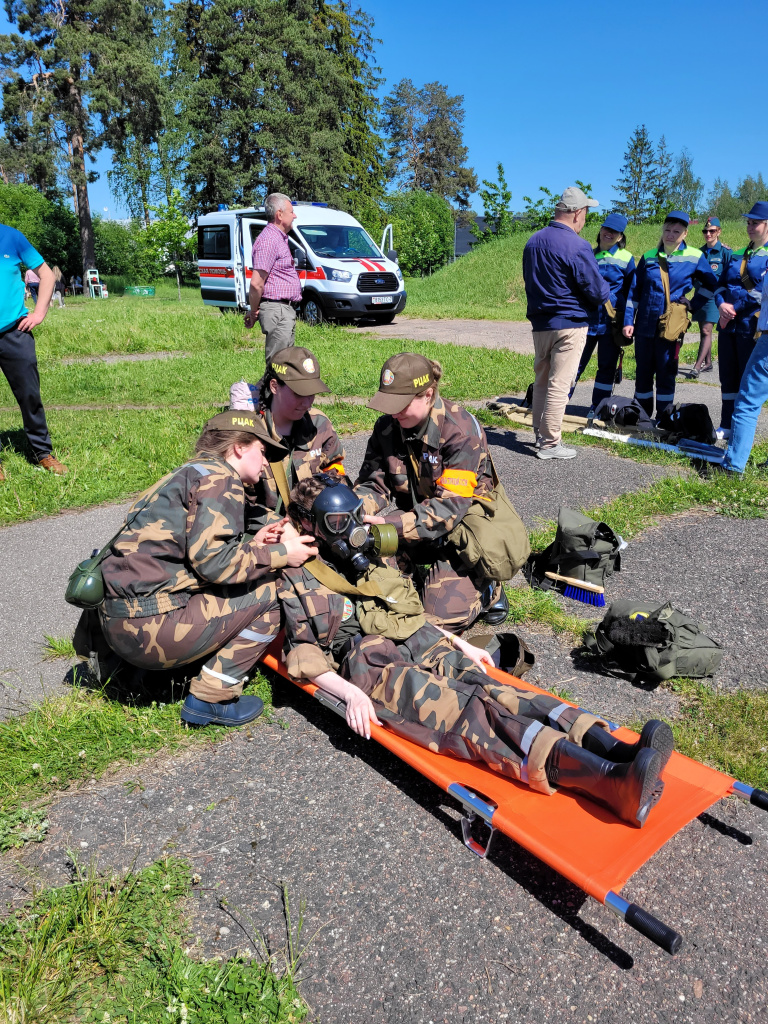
[276,474,672,828]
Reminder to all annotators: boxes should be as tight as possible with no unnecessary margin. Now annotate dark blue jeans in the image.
[718,326,756,429]
[0,323,53,459]
[574,331,621,411]
[633,333,678,417]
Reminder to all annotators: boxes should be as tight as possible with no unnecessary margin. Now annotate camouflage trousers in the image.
[101,581,281,703]
[399,546,491,632]
[341,624,606,794]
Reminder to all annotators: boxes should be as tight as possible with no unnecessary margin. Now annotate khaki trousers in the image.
[258,303,297,363]
[532,327,587,447]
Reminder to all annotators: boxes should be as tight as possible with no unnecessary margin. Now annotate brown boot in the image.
[37,455,68,475]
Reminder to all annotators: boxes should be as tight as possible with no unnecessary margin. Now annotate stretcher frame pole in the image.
[447,783,497,859]
[729,780,768,812]
[604,892,683,954]
[582,427,726,464]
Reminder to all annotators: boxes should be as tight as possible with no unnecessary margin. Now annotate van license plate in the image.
[372,295,393,304]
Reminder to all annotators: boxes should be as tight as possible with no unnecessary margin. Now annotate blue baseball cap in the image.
[665,210,690,225]
[704,217,721,228]
[601,213,627,233]
[742,201,768,221]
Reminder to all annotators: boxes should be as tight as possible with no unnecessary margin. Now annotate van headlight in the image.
[322,267,353,283]
[396,268,403,281]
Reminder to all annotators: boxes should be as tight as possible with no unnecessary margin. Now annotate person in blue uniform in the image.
[691,217,731,377]
[713,202,768,440]
[623,211,719,418]
[570,213,635,415]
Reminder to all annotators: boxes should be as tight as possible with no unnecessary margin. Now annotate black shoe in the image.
[581,720,673,772]
[545,739,665,827]
[479,583,509,626]
[180,693,264,727]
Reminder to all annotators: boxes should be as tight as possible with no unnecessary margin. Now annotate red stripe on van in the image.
[199,267,234,278]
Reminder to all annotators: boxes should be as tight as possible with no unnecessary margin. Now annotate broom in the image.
[545,571,606,607]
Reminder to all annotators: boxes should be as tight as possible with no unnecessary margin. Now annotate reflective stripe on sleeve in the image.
[202,665,242,686]
[547,702,572,728]
[238,628,276,644]
[520,721,544,755]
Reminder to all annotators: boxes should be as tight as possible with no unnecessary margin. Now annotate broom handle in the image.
[545,571,605,594]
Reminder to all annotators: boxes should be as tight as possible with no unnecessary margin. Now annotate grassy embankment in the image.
[404,218,748,322]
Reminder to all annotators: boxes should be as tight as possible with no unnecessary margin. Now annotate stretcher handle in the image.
[750,788,768,812]
[624,904,683,955]
[730,780,768,812]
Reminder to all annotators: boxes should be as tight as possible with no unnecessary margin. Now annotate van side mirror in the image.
[386,249,398,264]
[294,248,308,270]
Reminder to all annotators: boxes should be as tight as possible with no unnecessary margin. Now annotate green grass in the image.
[0,674,274,818]
[663,679,768,791]
[405,219,749,321]
[504,583,595,642]
[0,857,308,1024]
[41,634,78,661]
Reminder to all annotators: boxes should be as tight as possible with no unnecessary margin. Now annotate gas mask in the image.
[289,477,398,575]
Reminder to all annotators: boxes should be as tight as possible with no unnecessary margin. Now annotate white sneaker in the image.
[536,444,577,460]
[715,428,731,441]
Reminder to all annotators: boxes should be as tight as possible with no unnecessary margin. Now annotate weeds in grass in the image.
[0,857,307,1024]
[658,679,768,791]
[0,673,274,817]
[504,584,596,642]
[41,634,77,661]
[0,806,50,851]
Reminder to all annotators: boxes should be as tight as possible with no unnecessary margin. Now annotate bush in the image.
[93,218,144,276]
[384,190,454,276]
[0,182,80,277]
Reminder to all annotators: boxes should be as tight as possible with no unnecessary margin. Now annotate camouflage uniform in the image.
[279,560,606,794]
[354,396,495,630]
[100,457,288,703]
[246,407,346,523]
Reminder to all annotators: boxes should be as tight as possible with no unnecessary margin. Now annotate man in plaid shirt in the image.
[244,193,303,362]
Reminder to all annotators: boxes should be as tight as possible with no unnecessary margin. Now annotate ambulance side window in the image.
[249,224,267,248]
[198,226,231,260]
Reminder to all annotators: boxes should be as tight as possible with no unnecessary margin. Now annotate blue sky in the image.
[3,0,764,217]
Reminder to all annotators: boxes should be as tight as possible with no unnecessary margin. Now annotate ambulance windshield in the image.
[299,225,382,260]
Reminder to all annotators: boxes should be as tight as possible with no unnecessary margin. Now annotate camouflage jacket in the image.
[354,396,494,544]
[247,408,346,519]
[277,556,441,683]
[101,457,288,618]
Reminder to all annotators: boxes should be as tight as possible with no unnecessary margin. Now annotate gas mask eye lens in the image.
[324,511,351,534]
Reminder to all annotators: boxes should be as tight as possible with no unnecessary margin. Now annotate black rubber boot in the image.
[581,720,674,772]
[479,583,509,626]
[545,739,665,828]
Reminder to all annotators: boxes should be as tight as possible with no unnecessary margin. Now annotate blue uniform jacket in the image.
[523,221,610,331]
[587,245,635,336]
[715,242,768,337]
[623,243,720,336]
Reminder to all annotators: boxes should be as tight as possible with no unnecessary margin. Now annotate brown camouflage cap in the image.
[367,352,437,414]
[270,347,330,397]
[204,410,288,456]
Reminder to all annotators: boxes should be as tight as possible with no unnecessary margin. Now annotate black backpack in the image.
[583,600,723,682]
[594,395,655,432]
[526,507,623,590]
[656,403,716,444]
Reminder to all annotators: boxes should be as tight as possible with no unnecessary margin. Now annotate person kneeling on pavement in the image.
[98,411,318,727]
[355,352,509,631]
[278,474,671,828]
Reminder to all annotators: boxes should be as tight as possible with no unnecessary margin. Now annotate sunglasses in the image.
[703,228,718,234]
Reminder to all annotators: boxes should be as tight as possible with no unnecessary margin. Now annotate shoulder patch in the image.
[191,463,212,476]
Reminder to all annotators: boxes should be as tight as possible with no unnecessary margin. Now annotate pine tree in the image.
[669,148,702,218]
[382,78,477,209]
[650,134,674,221]
[0,0,163,272]
[613,125,657,224]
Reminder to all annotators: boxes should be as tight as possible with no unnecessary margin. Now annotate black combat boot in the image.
[581,720,674,772]
[545,739,665,828]
[479,582,509,626]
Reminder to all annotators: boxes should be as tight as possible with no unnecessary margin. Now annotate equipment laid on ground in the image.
[260,639,767,955]
[527,507,623,592]
[582,428,725,464]
[584,601,723,683]
[544,571,606,607]
[655,403,716,444]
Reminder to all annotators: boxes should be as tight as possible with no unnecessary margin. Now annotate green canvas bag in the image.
[529,507,622,589]
[584,600,723,682]
[656,252,692,342]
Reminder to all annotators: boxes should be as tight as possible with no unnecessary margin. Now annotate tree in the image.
[142,189,197,298]
[382,78,477,209]
[669,148,702,218]
[736,173,768,213]
[384,190,454,276]
[650,134,674,221]
[175,0,385,215]
[0,0,164,273]
[471,163,513,244]
[613,125,657,223]
[0,182,80,275]
[520,186,559,231]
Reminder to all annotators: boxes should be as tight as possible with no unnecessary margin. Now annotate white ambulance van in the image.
[197,202,406,325]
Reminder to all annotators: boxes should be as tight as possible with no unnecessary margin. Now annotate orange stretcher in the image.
[260,642,768,955]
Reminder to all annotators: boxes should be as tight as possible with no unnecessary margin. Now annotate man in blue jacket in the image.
[523,187,610,460]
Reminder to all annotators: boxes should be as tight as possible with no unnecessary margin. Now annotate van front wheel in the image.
[301,296,324,327]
